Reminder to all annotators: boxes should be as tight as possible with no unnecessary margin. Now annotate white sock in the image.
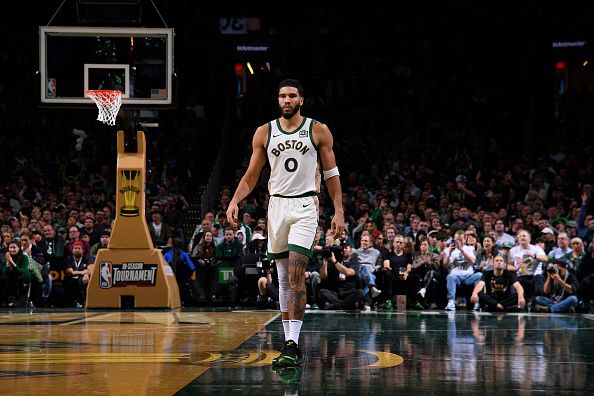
[288,320,303,344]
[282,319,290,341]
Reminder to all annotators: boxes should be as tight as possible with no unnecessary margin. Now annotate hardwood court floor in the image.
[0,309,593,395]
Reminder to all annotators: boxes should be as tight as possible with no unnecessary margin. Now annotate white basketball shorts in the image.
[267,195,318,259]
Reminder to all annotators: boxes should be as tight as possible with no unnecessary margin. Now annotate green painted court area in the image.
[178,310,594,395]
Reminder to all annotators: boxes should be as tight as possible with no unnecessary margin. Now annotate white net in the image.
[85,90,122,126]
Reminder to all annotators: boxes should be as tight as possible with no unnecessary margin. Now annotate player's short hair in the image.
[279,79,304,96]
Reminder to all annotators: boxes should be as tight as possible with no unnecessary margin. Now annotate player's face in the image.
[278,87,302,119]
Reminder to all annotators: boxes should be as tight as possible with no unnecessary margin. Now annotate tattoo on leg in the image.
[288,253,308,320]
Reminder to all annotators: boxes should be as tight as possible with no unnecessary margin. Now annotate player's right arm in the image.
[227,125,268,227]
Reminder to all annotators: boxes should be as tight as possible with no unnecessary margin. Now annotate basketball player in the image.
[227,79,344,367]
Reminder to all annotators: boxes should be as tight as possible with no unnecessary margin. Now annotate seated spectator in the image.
[548,232,573,267]
[164,237,196,305]
[381,234,415,309]
[411,236,441,308]
[65,226,91,260]
[567,237,587,274]
[64,241,92,308]
[0,240,34,307]
[575,245,593,313]
[508,229,548,301]
[444,230,479,311]
[247,232,268,255]
[353,234,382,303]
[305,254,322,309]
[148,211,173,248]
[192,231,216,259]
[164,237,196,285]
[90,230,110,260]
[534,258,579,313]
[470,255,525,312]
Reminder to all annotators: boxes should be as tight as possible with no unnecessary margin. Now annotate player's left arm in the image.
[314,121,344,236]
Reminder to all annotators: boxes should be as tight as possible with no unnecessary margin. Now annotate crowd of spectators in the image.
[2,3,594,311]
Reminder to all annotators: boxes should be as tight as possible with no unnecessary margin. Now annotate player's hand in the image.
[226,203,239,227]
[518,296,526,308]
[331,212,345,238]
[470,293,479,304]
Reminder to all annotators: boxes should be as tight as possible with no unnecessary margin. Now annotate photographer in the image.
[534,259,579,313]
[256,258,279,308]
[319,243,365,310]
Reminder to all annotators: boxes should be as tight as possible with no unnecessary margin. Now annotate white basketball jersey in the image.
[266,117,320,196]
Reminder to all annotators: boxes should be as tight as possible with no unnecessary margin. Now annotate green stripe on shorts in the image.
[268,251,289,259]
[288,244,314,258]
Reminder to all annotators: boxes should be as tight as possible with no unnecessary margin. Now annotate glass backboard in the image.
[39,26,174,106]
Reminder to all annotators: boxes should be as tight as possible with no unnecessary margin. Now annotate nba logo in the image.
[100,261,112,289]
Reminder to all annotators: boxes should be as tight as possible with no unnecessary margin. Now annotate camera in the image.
[547,264,558,275]
[256,257,271,275]
[321,245,343,263]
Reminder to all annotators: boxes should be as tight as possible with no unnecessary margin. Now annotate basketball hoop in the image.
[85,90,122,126]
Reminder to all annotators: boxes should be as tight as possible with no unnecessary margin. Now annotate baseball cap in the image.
[428,230,438,237]
[566,220,578,229]
[455,174,467,183]
[541,227,555,235]
[58,227,68,233]
[501,241,514,249]
[212,222,221,228]
[72,241,84,248]
[252,233,266,241]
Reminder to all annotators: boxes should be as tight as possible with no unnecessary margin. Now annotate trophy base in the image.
[120,207,139,217]
[87,248,181,309]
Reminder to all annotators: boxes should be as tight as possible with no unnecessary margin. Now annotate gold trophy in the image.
[86,131,181,309]
[120,170,140,217]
